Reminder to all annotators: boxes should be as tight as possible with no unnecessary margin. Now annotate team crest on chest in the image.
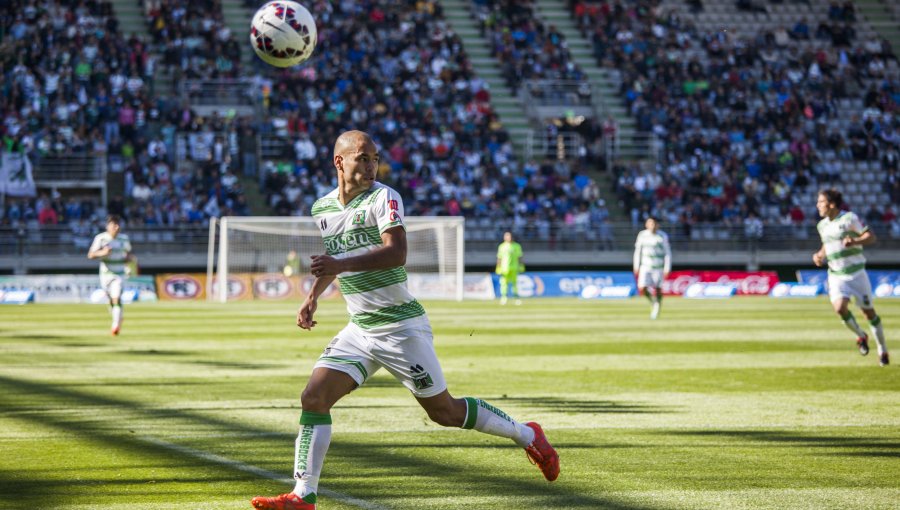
[352,210,367,225]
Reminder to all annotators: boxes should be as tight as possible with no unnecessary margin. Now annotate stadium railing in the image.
[32,156,108,205]
[521,80,601,120]
[4,222,898,261]
[179,78,259,116]
[524,130,585,161]
[604,133,659,167]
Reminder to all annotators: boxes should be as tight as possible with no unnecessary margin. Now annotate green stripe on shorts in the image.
[319,356,368,380]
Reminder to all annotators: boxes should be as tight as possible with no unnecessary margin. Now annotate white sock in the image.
[462,397,535,448]
[112,305,122,327]
[841,312,866,337]
[292,412,332,501]
[870,315,888,355]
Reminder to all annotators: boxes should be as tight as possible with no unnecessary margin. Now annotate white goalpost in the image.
[209,216,465,302]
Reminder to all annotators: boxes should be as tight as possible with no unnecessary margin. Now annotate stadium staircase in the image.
[222,1,258,72]
[531,1,642,163]
[107,0,175,98]
[854,0,900,51]
[441,0,627,220]
[440,0,534,160]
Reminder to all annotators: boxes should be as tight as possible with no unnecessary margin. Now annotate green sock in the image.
[643,288,653,303]
[840,311,866,337]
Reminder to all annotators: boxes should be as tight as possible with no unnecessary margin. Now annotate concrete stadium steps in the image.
[108,0,175,98]
[222,0,258,70]
[441,0,532,159]
[530,1,639,147]
[854,0,900,52]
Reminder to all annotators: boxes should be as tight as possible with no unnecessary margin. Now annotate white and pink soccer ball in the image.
[249,1,317,68]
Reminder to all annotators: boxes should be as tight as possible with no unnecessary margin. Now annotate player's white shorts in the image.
[314,322,447,398]
[100,274,124,300]
[828,271,874,309]
[637,268,664,289]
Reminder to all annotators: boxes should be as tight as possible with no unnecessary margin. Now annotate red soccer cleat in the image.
[857,335,869,356]
[111,323,121,336]
[524,422,560,482]
[251,492,315,510]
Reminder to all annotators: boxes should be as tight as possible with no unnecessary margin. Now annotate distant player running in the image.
[87,215,133,335]
[813,189,889,366]
[496,231,524,305]
[633,217,671,319]
[251,131,559,510]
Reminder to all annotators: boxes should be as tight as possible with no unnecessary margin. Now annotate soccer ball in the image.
[249,1,317,68]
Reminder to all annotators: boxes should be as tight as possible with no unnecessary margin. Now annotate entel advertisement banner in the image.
[797,270,900,298]
[662,270,779,296]
[0,275,157,303]
[491,272,636,298]
[770,283,825,298]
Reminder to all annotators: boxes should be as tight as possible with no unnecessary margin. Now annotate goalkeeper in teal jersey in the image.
[496,231,524,305]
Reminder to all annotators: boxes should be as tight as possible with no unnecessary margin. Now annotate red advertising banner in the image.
[662,271,779,296]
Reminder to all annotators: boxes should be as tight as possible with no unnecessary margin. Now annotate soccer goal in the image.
[208,217,465,302]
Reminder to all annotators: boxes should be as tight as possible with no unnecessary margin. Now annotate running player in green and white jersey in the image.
[251,131,559,510]
[87,215,133,335]
[813,189,889,366]
[633,217,671,320]
[496,231,524,305]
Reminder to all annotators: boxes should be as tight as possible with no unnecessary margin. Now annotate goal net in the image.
[208,217,465,302]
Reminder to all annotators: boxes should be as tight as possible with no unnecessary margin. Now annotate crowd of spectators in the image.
[251,0,612,243]
[473,0,585,92]
[0,0,251,231]
[144,0,242,84]
[569,0,898,235]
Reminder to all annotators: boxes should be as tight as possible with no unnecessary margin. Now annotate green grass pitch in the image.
[1,297,898,510]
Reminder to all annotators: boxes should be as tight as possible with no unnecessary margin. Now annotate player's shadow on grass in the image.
[0,374,656,510]
[4,334,66,340]
[671,430,900,458]
[187,360,281,370]
[494,396,677,415]
[125,349,193,356]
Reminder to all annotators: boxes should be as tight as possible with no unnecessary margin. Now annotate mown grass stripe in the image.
[140,437,387,510]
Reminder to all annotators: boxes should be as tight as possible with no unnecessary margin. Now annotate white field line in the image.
[140,436,388,510]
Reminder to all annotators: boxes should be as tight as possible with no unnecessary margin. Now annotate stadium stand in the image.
[473,0,586,92]
[0,0,251,232]
[566,0,898,237]
[2,0,897,254]
[249,0,613,243]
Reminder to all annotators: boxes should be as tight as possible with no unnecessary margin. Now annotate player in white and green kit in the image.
[251,131,559,510]
[813,189,889,366]
[87,215,133,335]
[633,217,671,319]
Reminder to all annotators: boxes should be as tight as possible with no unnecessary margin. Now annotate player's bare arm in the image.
[88,245,111,259]
[843,230,876,247]
[813,245,826,267]
[297,275,336,330]
[310,226,407,277]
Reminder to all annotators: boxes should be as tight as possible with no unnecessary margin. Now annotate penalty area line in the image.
[140,436,388,510]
